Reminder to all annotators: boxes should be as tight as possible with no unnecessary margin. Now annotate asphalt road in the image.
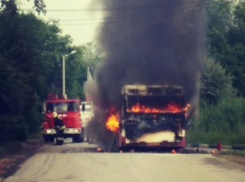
[4,139,245,182]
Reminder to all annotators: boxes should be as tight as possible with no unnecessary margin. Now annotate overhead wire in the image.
[57,1,209,22]
[22,0,216,13]
[57,0,223,26]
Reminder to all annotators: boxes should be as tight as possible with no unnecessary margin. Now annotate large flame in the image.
[106,110,120,133]
[127,103,191,114]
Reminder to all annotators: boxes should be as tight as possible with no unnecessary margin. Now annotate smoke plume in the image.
[86,0,206,149]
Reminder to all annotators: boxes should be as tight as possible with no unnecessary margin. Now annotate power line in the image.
[58,17,133,22]
[48,0,231,26]
[57,1,208,23]
[22,0,215,13]
[58,1,218,26]
[53,0,215,24]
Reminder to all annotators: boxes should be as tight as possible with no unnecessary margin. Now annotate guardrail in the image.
[187,143,245,150]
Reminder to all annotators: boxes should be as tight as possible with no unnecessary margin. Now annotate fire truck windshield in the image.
[46,102,79,113]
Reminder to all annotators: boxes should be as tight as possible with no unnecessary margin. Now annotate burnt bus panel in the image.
[148,87,162,95]
[124,114,186,141]
[122,85,184,97]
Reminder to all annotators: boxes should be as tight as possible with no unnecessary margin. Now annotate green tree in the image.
[226,2,245,96]
[207,1,245,96]
[200,58,236,105]
[0,0,100,142]
[206,0,233,59]
[0,11,71,141]
[1,0,46,14]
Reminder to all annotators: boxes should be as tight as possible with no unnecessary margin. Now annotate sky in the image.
[20,0,103,46]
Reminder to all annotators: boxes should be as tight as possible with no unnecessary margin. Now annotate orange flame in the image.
[127,103,191,114]
[106,111,120,133]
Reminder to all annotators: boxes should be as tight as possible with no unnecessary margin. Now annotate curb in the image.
[231,146,245,150]
[221,145,232,150]
[188,144,209,148]
[187,144,244,150]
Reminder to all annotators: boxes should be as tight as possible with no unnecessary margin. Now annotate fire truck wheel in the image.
[43,135,49,143]
[49,136,55,143]
[72,132,84,143]
[43,135,55,143]
[56,139,63,145]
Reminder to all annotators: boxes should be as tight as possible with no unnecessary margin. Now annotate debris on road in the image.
[97,148,103,152]
[171,150,177,154]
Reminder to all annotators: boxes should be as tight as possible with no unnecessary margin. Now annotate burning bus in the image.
[106,84,194,151]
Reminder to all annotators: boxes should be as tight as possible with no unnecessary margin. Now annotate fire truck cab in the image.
[42,94,84,143]
[114,84,192,150]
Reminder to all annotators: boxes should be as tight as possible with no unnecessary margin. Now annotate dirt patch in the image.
[0,139,42,180]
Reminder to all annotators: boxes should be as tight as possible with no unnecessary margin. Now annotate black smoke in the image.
[86,0,206,149]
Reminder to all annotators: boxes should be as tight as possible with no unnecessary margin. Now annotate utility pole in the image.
[62,55,66,99]
[62,50,77,99]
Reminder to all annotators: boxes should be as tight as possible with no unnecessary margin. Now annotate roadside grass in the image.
[187,97,245,146]
[187,128,245,146]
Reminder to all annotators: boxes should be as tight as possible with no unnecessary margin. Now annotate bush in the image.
[188,97,245,145]
[0,115,28,142]
[200,58,236,106]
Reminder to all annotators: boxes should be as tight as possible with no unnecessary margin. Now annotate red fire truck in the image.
[42,94,84,143]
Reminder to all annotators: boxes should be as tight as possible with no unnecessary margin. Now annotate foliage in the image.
[33,0,46,14]
[206,0,232,57]
[207,0,245,96]
[0,0,46,14]
[200,58,236,105]
[188,97,245,145]
[0,0,18,15]
[0,2,99,141]
[190,0,245,145]
[0,115,28,141]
